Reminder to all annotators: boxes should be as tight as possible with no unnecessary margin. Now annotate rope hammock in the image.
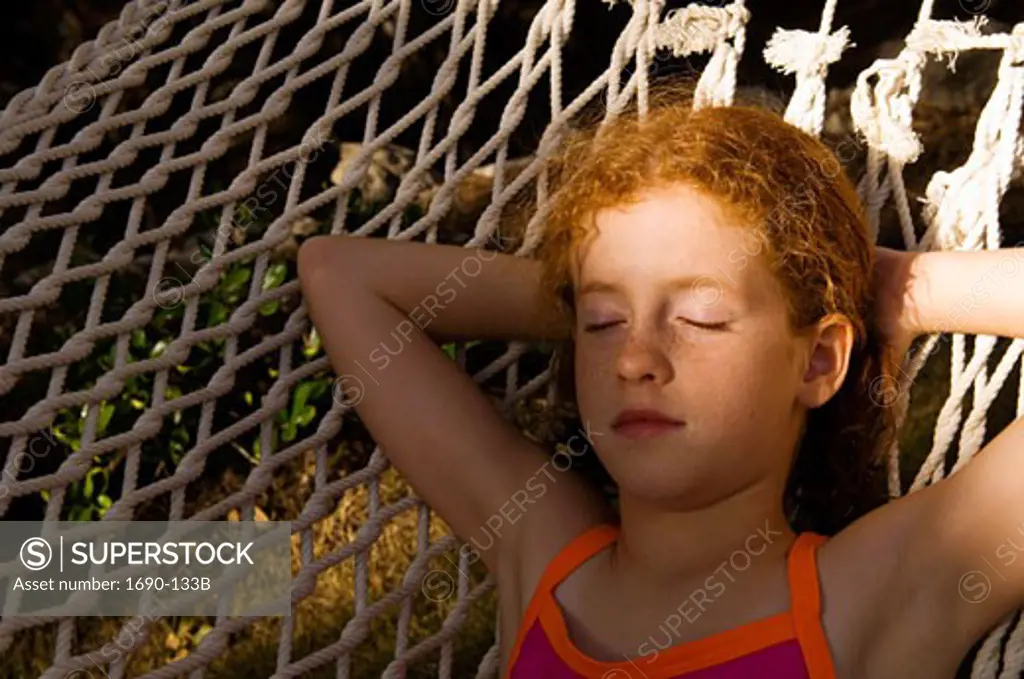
[0,0,1022,677]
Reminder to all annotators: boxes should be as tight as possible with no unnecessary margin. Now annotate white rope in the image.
[850,48,927,167]
[763,0,850,136]
[921,23,1024,252]
[652,0,750,109]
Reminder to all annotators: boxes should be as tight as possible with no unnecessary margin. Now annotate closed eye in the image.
[583,320,624,333]
[679,318,728,331]
[585,319,728,333]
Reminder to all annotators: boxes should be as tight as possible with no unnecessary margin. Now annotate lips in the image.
[612,409,683,440]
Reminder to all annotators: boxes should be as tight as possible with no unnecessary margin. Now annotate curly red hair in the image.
[534,81,900,536]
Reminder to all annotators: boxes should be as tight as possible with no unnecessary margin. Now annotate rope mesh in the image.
[0,0,1022,676]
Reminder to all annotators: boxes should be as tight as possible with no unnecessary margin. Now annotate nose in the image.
[615,330,673,384]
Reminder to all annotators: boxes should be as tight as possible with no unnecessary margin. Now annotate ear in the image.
[796,313,855,409]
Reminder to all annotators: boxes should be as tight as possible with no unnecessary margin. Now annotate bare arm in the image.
[837,246,1024,671]
[301,235,572,345]
[892,246,1024,341]
[296,234,612,581]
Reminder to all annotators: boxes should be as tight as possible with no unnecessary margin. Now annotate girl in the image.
[297,87,1024,678]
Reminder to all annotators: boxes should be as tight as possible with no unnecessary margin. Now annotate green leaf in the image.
[150,339,168,359]
[236,202,254,226]
[224,267,251,290]
[170,440,184,464]
[83,473,94,499]
[132,329,148,350]
[208,300,228,326]
[441,343,457,360]
[98,403,115,437]
[308,378,328,401]
[294,382,314,412]
[303,328,322,357]
[193,623,214,644]
[262,263,288,291]
[258,299,280,316]
[243,391,253,406]
[295,405,316,427]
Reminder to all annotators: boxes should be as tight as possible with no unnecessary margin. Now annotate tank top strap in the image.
[507,522,619,677]
[535,522,620,596]
[786,531,838,679]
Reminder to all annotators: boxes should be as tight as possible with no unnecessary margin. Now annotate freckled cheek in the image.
[574,339,619,367]
[574,347,616,384]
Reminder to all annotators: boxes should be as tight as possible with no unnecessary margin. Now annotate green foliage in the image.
[47,187,453,521]
[48,203,338,521]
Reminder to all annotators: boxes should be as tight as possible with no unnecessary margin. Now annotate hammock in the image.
[0,0,1022,676]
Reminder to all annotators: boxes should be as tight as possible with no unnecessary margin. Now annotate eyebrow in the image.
[577,275,739,298]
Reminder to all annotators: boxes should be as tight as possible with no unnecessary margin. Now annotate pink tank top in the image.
[506,524,838,679]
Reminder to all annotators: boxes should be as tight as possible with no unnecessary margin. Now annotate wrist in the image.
[874,246,924,354]
[895,249,927,339]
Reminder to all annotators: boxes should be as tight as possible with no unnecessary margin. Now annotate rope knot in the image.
[654,1,749,57]
[850,51,926,164]
[765,25,852,135]
[905,16,987,72]
[764,26,851,78]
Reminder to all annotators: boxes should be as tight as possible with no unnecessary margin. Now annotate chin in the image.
[610,459,727,509]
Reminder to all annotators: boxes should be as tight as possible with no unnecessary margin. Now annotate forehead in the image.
[574,184,776,302]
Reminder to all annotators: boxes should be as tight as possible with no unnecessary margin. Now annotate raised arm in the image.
[830,245,1024,674]
[296,234,613,580]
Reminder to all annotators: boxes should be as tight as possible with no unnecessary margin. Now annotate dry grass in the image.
[2,452,499,679]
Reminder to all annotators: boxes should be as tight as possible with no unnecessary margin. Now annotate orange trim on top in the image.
[507,527,839,679]
[539,600,796,678]
[787,532,838,679]
[506,523,619,676]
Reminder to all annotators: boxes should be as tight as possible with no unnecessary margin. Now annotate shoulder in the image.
[813,491,982,678]
[497,509,615,677]
[494,466,616,624]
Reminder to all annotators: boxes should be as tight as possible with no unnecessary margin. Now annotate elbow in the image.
[297,235,344,297]
[298,235,377,304]
[297,235,328,286]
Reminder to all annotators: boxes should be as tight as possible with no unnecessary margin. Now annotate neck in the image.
[609,479,795,588]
